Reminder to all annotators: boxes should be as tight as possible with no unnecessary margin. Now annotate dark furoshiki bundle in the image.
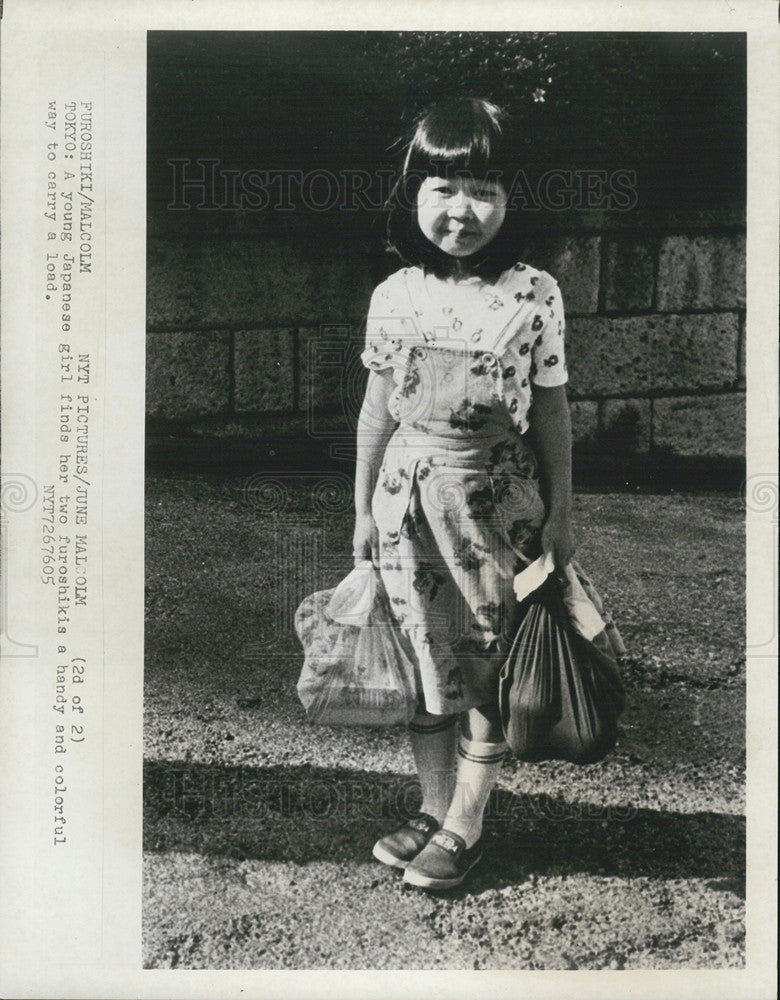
[499,562,626,764]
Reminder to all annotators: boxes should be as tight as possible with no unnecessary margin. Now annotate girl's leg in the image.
[461,700,505,743]
[408,710,459,824]
[403,701,506,888]
[439,701,507,848]
[372,709,458,869]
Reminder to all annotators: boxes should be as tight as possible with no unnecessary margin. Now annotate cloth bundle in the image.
[294,562,418,727]
[499,560,626,764]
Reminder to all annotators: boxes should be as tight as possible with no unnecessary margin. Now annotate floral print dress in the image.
[360,262,568,715]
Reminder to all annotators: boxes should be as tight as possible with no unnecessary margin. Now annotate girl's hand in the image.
[352,512,379,567]
[541,512,575,576]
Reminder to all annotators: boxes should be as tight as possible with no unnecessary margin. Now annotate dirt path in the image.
[143,475,745,969]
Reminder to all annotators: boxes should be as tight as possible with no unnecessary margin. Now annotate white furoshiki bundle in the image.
[294,562,419,727]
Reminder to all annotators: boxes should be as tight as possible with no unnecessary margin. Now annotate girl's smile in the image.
[416,174,508,261]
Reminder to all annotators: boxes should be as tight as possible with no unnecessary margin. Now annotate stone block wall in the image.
[147,212,745,460]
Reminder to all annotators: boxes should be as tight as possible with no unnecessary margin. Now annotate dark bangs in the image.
[385,98,521,279]
[404,97,513,183]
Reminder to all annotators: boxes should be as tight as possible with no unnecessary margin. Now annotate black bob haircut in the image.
[385,97,523,280]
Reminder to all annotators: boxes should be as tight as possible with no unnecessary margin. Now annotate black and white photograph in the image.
[143,29,749,969]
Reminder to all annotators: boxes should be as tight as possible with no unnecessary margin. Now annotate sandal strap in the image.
[429,829,467,857]
[406,812,439,836]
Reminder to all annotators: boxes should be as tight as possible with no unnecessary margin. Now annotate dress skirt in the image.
[371,343,547,716]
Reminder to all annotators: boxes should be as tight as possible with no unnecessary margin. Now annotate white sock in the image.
[408,713,458,825]
[442,736,507,848]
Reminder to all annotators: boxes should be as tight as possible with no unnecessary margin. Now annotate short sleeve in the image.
[529,276,567,388]
[360,276,414,374]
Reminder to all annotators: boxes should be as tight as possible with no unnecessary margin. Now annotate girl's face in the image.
[415,174,508,260]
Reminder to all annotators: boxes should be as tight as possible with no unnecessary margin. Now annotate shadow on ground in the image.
[143,481,747,968]
[144,759,745,897]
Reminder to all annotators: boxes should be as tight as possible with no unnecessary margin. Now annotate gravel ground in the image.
[143,472,745,970]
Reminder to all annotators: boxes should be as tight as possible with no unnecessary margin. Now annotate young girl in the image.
[353,97,574,890]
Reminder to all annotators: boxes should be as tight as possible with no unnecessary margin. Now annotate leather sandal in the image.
[372,812,440,869]
[403,829,483,889]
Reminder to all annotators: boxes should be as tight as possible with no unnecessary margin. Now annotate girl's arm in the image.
[353,370,397,564]
[527,383,575,569]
